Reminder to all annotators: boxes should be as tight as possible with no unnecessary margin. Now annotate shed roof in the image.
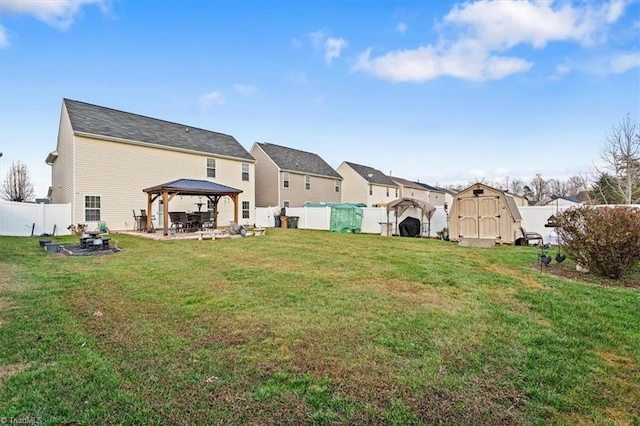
[256,143,341,178]
[64,99,254,161]
[387,197,436,220]
[344,162,397,186]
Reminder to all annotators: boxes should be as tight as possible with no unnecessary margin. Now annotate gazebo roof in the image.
[143,179,242,196]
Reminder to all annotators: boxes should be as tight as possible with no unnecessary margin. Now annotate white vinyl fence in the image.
[255,204,640,243]
[0,200,72,237]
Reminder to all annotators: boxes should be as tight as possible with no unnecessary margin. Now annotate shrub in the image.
[67,224,87,236]
[555,206,640,279]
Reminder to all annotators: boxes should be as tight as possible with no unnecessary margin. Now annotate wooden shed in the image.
[449,183,523,244]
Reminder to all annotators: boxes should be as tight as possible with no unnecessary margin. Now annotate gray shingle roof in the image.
[64,99,254,161]
[414,182,445,192]
[256,143,341,178]
[344,162,397,186]
[391,176,427,190]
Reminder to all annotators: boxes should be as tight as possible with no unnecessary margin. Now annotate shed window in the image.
[305,175,311,190]
[207,158,216,178]
[84,196,101,222]
[242,201,250,219]
[242,163,250,181]
[283,172,290,188]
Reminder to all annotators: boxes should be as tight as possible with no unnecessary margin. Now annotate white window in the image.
[207,158,216,178]
[395,188,398,197]
[283,200,290,208]
[386,187,389,197]
[242,163,249,181]
[305,175,311,190]
[369,185,373,196]
[242,201,250,219]
[283,172,290,188]
[334,180,340,193]
[85,196,101,221]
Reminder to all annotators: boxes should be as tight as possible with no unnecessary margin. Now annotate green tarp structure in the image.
[305,202,365,233]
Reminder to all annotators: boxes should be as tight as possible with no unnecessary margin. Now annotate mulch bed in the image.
[59,245,123,257]
[535,260,640,288]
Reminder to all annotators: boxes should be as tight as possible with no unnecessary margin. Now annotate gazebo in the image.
[142,178,243,236]
[386,197,436,237]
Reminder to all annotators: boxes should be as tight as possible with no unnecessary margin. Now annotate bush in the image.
[555,206,640,279]
[67,224,87,236]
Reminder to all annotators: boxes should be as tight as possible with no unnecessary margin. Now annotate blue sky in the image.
[1,0,638,198]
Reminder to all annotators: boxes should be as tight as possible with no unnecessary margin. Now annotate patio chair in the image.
[178,212,193,232]
[169,212,185,232]
[132,210,140,231]
[519,227,543,246]
[199,211,213,229]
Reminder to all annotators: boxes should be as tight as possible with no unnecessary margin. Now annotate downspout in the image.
[72,134,77,227]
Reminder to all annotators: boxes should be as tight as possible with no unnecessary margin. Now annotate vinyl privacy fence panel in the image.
[0,200,72,236]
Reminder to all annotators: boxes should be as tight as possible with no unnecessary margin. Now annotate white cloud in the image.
[0,25,8,49]
[609,51,640,73]
[324,37,347,64]
[0,0,107,30]
[307,30,348,65]
[199,91,224,111]
[353,0,628,83]
[397,22,408,34]
[551,63,571,80]
[233,84,257,95]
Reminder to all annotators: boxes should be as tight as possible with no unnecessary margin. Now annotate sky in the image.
[0,0,639,199]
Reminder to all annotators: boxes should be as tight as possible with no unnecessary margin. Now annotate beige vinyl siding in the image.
[251,144,280,207]
[337,162,367,204]
[428,190,445,206]
[73,136,255,230]
[280,172,341,207]
[368,184,396,207]
[50,105,75,206]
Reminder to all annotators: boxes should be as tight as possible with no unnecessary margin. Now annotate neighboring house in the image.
[544,195,583,207]
[250,142,342,208]
[337,162,399,207]
[390,177,446,206]
[46,99,256,231]
[434,187,457,208]
[414,182,447,206]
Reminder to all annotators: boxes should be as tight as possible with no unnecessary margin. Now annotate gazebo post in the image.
[162,190,169,236]
[146,193,153,232]
[231,194,239,225]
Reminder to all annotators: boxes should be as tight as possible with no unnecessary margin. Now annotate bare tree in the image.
[530,174,550,203]
[565,174,589,197]
[509,178,524,196]
[596,114,640,204]
[547,178,567,196]
[1,161,35,202]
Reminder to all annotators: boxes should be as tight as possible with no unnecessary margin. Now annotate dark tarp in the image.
[399,217,421,237]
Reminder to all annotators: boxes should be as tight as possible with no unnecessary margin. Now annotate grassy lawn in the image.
[1,229,638,425]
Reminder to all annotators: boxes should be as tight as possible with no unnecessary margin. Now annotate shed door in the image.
[478,196,500,239]
[457,197,479,238]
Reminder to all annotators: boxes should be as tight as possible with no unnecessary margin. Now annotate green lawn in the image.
[1,229,638,425]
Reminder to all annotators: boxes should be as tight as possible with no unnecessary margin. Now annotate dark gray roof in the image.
[256,143,341,178]
[391,176,425,190]
[413,181,445,192]
[143,179,242,195]
[64,99,254,161]
[344,162,397,186]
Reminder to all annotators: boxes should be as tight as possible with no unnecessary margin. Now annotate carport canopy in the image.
[142,178,243,236]
[386,197,436,237]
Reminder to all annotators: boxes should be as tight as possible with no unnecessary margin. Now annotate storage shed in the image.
[449,183,522,244]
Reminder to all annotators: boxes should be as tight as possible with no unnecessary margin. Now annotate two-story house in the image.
[250,142,342,208]
[337,161,399,207]
[46,99,255,231]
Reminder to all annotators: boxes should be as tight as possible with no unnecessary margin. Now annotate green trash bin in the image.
[288,216,299,229]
